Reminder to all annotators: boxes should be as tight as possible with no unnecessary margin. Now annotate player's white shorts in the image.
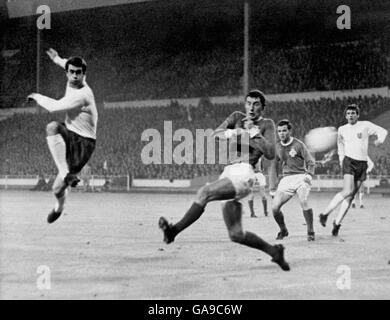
[219,162,255,200]
[277,174,311,199]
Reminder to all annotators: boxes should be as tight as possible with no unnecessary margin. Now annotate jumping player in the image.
[272,119,316,241]
[28,48,98,223]
[319,104,387,236]
[248,160,268,217]
[158,90,290,271]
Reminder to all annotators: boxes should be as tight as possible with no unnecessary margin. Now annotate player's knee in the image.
[272,203,281,215]
[52,184,64,197]
[46,121,60,136]
[301,201,310,210]
[341,189,354,198]
[228,230,245,243]
[196,185,211,204]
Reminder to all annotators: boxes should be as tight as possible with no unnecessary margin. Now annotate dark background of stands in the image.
[1,0,390,107]
[1,0,390,179]
[1,96,389,178]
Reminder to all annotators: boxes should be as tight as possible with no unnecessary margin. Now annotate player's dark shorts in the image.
[58,123,96,174]
[342,156,368,181]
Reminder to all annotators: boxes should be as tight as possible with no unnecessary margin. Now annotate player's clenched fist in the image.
[27,93,38,102]
[224,128,246,139]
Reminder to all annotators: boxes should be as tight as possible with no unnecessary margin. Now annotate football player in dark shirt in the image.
[158,90,289,271]
[272,119,316,241]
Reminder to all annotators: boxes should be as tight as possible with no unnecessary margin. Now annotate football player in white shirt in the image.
[351,156,374,209]
[319,104,387,236]
[28,48,98,224]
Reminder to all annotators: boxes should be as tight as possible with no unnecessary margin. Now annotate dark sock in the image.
[248,200,255,216]
[303,208,314,234]
[273,210,287,231]
[173,202,205,235]
[262,199,267,213]
[242,231,276,256]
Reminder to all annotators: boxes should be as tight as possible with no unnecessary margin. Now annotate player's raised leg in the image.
[47,174,68,223]
[222,200,290,271]
[272,191,292,239]
[158,177,236,243]
[332,180,362,236]
[46,122,69,180]
[319,174,355,227]
[46,122,72,223]
[296,185,315,241]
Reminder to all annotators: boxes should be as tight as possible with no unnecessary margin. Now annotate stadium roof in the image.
[6,0,155,18]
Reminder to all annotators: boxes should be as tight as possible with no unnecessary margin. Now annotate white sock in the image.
[359,192,363,206]
[54,189,67,212]
[47,135,69,179]
[324,193,344,216]
[335,199,351,225]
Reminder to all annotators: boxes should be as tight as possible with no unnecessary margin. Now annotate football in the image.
[304,127,338,153]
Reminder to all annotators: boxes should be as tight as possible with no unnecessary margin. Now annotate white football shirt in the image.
[32,56,98,139]
[337,121,387,162]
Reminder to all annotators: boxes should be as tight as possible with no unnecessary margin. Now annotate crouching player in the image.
[158,90,289,271]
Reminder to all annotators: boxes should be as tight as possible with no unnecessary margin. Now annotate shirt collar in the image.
[280,137,294,146]
[243,116,263,122]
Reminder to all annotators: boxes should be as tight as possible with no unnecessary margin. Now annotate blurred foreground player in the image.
[28,48,98,223]
[272,119,316,241]
[319,104,387,236]
[159,90,290,271]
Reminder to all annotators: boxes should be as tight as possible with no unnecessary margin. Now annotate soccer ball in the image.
[304,127,337,153]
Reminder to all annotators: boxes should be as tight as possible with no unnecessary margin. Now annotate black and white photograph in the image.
[0,0,389,302]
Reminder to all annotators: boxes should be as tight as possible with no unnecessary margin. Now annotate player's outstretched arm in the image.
[46,48,67,69]
[27,93,83,113]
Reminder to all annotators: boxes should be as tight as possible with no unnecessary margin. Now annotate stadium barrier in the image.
[103,86,390,109]
[1,175,390,193]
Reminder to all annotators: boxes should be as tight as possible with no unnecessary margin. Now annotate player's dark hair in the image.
[246,89,266,108]
[344,104,360,116]
[65,57,87,73]
[277,119,292,130]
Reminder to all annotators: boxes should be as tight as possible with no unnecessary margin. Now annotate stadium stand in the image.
[1,96,389,179]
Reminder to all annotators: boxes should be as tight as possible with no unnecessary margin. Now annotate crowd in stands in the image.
[1,96,389,179]
[2,36,390,109]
